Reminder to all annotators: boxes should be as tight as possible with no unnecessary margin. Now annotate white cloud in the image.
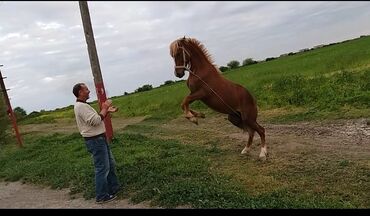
[106,23,114,29]
[2,51,11,56]
[42,50,62,55]
[68,25,81,30]
[36,21,64,30]
[42,77,54,83]
[0,33,21,42]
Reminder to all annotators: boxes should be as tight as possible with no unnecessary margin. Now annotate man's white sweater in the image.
[74,101,105,138]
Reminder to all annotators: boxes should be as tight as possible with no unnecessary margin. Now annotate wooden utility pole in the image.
[79,1,114,143]
[0,65,23,148]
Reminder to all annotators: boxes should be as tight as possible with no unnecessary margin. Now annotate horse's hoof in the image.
[259,147,267,160]
[189,117,198,125]
[241,147,250,155]
[259,151,267,161]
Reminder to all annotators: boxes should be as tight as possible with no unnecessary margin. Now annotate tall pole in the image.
[79,1,114,143]
[0,65,23,148]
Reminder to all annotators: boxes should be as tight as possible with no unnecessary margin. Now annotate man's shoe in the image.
[95,194,117,204]
[110,187,122,196]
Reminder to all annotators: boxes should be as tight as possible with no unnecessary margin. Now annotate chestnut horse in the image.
[169,37,267,160]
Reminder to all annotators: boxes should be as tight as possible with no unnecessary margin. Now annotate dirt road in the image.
[0,181,155,209]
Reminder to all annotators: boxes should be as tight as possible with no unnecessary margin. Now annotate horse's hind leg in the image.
[241,114,267,160]
[227,114,255,155]
[241,127,255,155]
[255,122,267,160]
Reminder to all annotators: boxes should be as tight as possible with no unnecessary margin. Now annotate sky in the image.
[1,1,370,113]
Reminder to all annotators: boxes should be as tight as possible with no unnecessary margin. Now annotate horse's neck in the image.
[189,48,219,78]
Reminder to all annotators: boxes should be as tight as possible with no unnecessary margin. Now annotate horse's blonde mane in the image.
[169,40,180,58]
[170,37,218,68]
[186,38,215,65]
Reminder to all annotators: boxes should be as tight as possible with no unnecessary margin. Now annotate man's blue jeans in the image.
[85,135,120,201]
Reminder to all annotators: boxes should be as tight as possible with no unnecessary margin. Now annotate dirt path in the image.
[3,115,369,208]
[0,181,155,209]
[157,115,370,160]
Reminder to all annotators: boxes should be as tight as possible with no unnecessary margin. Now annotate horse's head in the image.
[169,37,191,78]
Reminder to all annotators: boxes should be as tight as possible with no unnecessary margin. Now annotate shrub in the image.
[13,107,27,120]
[227,60,240,69]
[135,84,153,93]
[219,66,229,72]
[242,58,257,66]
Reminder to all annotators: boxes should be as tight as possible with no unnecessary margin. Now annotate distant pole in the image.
[0,65,23,148]
[79,1,114,143]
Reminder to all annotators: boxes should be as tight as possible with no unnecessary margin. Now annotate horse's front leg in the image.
[190,110,205,118]
[181,91,205,125]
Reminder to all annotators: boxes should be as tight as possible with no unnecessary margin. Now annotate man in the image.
[73,83,120,204]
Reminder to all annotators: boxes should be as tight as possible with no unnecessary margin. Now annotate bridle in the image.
[174,46,191,72]
[173,46,241,118]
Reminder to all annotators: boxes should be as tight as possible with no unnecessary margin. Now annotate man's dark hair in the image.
[73,83,84,98]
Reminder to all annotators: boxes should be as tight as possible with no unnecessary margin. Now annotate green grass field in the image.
[1,36,370,208]
[20,35,370,124]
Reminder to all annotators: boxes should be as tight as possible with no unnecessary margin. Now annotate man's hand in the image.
[108,106,118,113]
[102,99,113,110]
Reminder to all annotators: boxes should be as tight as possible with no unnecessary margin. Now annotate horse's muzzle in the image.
[174,70,185,78]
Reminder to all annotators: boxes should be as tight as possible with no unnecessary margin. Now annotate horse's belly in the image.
[201,98,231,114]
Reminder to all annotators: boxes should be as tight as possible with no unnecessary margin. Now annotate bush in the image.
[135,84,153,93]
[227,60,240,69]
[164,80,175,86]
[27,111,41,118]
[219,66,229,72]
[13,106,27,120]
[242,58,257,66]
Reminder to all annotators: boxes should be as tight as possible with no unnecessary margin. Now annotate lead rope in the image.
[174,47,241,118]
[187,69,241,118]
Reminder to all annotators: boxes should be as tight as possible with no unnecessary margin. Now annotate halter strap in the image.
[174,47,191,71]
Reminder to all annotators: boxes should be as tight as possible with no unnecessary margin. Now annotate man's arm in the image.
[80,100,111,126]
[99,100,118,120]
[83,106,105,127]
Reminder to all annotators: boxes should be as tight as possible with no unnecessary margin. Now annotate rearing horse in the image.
[169,37,267,160]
